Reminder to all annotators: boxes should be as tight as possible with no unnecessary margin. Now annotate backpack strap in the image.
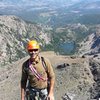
[41,57,47,72]
[41,57,50,80]
[41,57,50,92]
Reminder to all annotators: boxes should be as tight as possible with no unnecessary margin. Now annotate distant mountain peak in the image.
[79,31,100,55]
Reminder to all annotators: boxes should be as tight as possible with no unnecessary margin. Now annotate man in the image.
[21,40,55,100]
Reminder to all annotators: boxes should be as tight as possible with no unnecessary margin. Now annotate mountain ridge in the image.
[79,29,100,56]
[1,0,100,25]
[0,15,50,66]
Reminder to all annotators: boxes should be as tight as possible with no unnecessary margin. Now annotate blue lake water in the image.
[58,41,75,55]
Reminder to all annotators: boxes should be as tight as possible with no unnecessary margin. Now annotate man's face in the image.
[28,49,39,60]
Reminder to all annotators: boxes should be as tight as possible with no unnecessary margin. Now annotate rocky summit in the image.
[0,52,94,100]
[0,51,100,100]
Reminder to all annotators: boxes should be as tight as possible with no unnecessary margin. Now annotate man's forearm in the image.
[21,88,25,100]
[49,78,55,94]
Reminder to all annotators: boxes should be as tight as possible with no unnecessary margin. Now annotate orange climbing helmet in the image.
[27,40,40,50]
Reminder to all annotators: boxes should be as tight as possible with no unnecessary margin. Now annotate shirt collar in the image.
[30,56,40,65]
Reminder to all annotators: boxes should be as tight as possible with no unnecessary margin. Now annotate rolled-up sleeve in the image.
[21,63,28,89]
[46,59,55,80]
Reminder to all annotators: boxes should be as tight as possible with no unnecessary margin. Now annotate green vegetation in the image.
[77,14,100,25]
[43,24,92,55]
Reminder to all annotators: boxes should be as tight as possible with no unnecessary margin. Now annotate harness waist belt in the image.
[30,86,47,91]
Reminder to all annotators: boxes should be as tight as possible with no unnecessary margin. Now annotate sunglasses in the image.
[28,49,39,52]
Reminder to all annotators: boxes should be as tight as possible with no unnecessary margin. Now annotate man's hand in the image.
[47,93,54,100]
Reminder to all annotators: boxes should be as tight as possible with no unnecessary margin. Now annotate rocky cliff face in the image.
[79,27,100,56]
[0,15,50,66]
[78,27,100,100]
[89,58,100,99]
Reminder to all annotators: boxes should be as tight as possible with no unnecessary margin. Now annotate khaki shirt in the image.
[21,56,55,89]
